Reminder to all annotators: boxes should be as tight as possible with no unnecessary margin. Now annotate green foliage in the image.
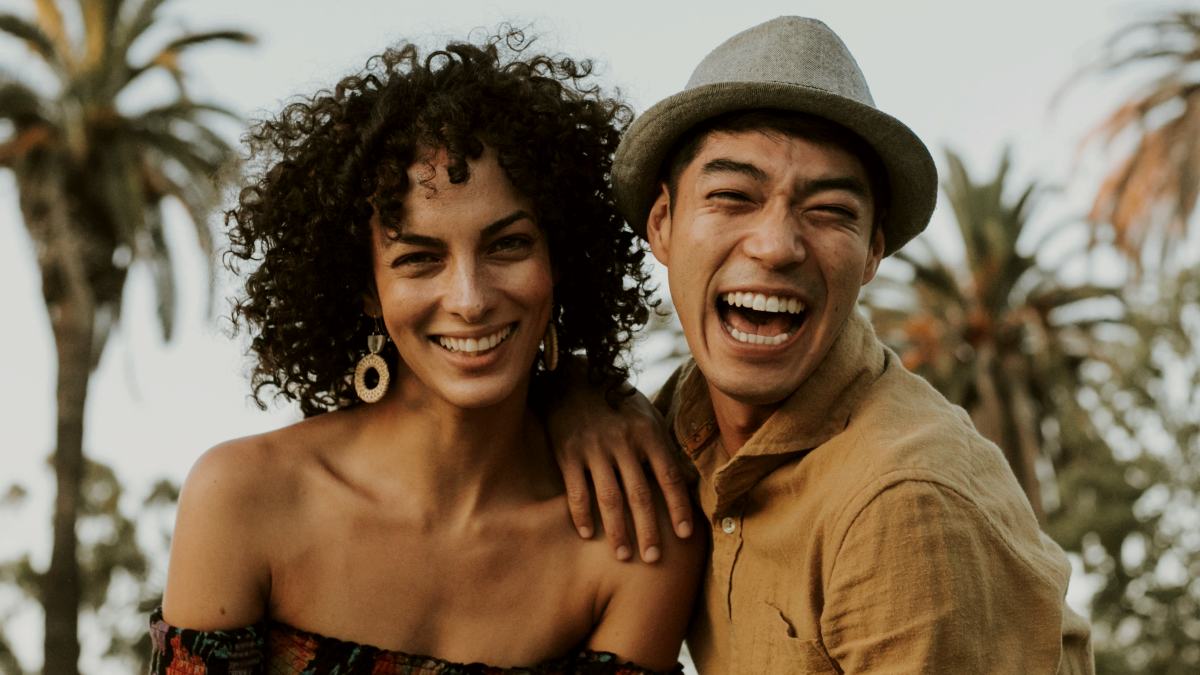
[1052,269,1200,674]
[0,463,179,674]
[866,148,1125,520]
[0,0,254,356]
[0,2,253,670]
[863,149,1200,674]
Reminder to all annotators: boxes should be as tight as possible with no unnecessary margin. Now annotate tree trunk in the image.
[43,305,91,675]
[968,344,1044,521]
[30,179,94,675]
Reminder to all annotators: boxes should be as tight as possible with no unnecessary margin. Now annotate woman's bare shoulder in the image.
[582,491,706,670]
[162,416,334,629]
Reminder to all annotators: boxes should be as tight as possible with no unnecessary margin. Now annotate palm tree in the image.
[0,1,251,671]
[1076,8,1200,270]
[865,149,1124,522]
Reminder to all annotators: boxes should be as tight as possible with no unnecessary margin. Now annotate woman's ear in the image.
[362,284,382,318]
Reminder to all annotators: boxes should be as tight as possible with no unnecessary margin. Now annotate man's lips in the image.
[716,291,808,345]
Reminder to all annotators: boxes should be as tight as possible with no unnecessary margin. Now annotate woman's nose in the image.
[442,261,491,322]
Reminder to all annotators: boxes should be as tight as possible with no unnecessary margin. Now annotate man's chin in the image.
[709,374,798,409]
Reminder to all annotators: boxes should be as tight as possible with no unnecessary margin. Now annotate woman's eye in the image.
[392,252,439,268]
[490,235,532,254]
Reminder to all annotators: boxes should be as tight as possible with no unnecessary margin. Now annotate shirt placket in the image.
[712,497,746,669]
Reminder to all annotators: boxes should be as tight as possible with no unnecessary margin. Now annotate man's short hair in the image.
[661,109,891,233]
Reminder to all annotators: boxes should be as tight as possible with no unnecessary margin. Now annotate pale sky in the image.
[0,0,1176,670]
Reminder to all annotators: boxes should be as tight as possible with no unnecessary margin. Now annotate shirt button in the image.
[721,517,737,534]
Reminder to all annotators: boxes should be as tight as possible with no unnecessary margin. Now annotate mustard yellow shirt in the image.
[655,311,1093,674]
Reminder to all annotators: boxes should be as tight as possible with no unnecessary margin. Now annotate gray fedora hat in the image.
[613,16,937,256]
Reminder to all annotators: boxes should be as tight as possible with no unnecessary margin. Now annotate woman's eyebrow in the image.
[481,209,534,238]
[386,209,533,248]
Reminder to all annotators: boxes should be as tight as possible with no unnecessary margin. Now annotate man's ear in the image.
[645,184,673,266]
[861,226,886,285]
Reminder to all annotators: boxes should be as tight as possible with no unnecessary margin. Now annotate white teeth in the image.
[437,325,513,353]
[721,292,805,314]
[724,324,790,346]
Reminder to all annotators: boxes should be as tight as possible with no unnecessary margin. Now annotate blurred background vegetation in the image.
[1,1,1197,673]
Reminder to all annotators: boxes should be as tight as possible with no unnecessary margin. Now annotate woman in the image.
[151,31,703,673]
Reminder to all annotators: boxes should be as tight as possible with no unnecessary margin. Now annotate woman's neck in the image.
[338,373,557,529]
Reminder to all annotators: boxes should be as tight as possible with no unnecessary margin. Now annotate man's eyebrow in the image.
[700,158,768,183]
[385,209,533,248]
[800,176,871,201]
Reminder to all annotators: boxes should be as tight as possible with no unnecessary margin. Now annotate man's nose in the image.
[741,203,806,269]
[442,261,491,322]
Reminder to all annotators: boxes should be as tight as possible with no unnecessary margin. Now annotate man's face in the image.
[647,129,884,408]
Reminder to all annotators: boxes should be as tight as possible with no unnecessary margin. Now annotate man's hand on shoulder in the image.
[545,358,694,563]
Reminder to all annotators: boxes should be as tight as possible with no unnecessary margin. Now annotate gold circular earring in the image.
[354,318,390,403]
[541,318,559,372]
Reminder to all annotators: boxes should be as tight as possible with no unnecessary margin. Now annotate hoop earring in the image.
[541,319,559,372]
[354,319,390,403]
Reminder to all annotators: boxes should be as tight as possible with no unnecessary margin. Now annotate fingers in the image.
[560,458,596,539]
[615,454,662,563]
[647,450,693,539]
[589,461,633,561]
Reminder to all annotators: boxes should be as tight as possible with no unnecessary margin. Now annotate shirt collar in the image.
[669,310,888,512]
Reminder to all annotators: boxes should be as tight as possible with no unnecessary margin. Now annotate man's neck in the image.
[707,384,784,456]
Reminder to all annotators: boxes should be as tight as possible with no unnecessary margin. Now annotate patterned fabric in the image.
[149,609,683,675]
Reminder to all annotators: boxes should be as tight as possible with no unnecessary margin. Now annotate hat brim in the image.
[613,81,937,256]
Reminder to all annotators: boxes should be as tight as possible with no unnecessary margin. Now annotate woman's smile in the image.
[433,323,516,355]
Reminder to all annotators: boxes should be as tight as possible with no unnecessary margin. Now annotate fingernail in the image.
[616,545,632,561]
[643,546,661,563]
[677,521,692,538]
[578,526,593,539]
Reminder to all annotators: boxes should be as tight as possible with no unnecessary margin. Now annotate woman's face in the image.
[367,147,553,410]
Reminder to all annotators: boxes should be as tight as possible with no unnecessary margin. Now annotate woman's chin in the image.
[429,376,529,411]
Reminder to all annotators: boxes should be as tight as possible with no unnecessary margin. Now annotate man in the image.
[553,16,1094,673]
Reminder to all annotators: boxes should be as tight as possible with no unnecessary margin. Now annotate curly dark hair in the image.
[225,29,652,416]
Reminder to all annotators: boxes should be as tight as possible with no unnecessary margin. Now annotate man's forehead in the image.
[686,129,870,184]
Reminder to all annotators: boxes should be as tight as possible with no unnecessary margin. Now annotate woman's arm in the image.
[161,439,275,629]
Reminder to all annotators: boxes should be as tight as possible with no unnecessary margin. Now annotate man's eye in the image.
[814,205,858,219]
[709,190,750,202]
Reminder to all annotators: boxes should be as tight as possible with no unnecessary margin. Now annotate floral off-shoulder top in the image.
[148,608,683,675]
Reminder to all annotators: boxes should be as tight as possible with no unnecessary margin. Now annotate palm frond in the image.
[893,247,965,306]
[1075,9,1200,271]
[78,0,110,69]
[132,100,240,126]
[123,29,256,89]
[140,207,176,340]
[123,124,233,178]
[1029,284,1124,313]
[0,79,48,123]
[34,0,73,69]
[0,13,62,69]
[112,0,168,55]
[141,155,218,259]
